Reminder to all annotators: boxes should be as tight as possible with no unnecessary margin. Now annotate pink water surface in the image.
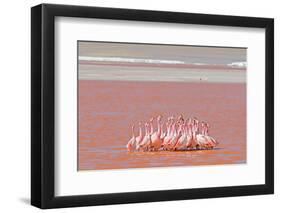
[78,80,246,170]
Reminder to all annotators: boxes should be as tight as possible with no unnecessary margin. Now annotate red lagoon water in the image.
[78,80,246,170]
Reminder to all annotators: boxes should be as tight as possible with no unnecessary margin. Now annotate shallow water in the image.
[78,80,246,170]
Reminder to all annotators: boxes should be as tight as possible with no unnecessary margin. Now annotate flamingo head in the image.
[178,115,184,123]
[193,119,196,126]
[157,115,162,121]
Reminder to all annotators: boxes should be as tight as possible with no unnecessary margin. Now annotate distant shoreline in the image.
[78,64,246,83]
[79,60,246,71]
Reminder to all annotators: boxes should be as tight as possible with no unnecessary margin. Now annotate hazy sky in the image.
[78,41,247,65]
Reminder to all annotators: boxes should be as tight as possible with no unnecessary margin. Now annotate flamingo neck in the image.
[139,125,142,137]
[132,126,135,138]
[145,125,148,136]
[206,127,209,135]
[167,123,171,136]
[157,119,161,136]
[150,122,153,134]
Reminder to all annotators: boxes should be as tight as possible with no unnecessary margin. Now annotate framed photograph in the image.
[31,3,274,209]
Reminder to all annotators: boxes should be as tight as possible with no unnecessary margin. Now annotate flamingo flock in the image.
[126,115,218,152]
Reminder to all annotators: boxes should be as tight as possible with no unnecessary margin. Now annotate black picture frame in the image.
[31,3,274,209]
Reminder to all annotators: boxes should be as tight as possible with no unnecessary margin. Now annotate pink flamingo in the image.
[151,115,163,151]
[188,119,200,149]
[126,125,136,152]
[186,122,195,149]
[168,123,182,150]
[199,122,212,149]
[174,122,187,150]
[165,121,176,150]
[189,121,207,150]
[193,117,199,135]
[159,120,166,147]
[160,122,166,141]
[202,122,218,149]
[147,118,155,151]
[162,120,172,150]
[135,122,144,150]
[138,123,151,151]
